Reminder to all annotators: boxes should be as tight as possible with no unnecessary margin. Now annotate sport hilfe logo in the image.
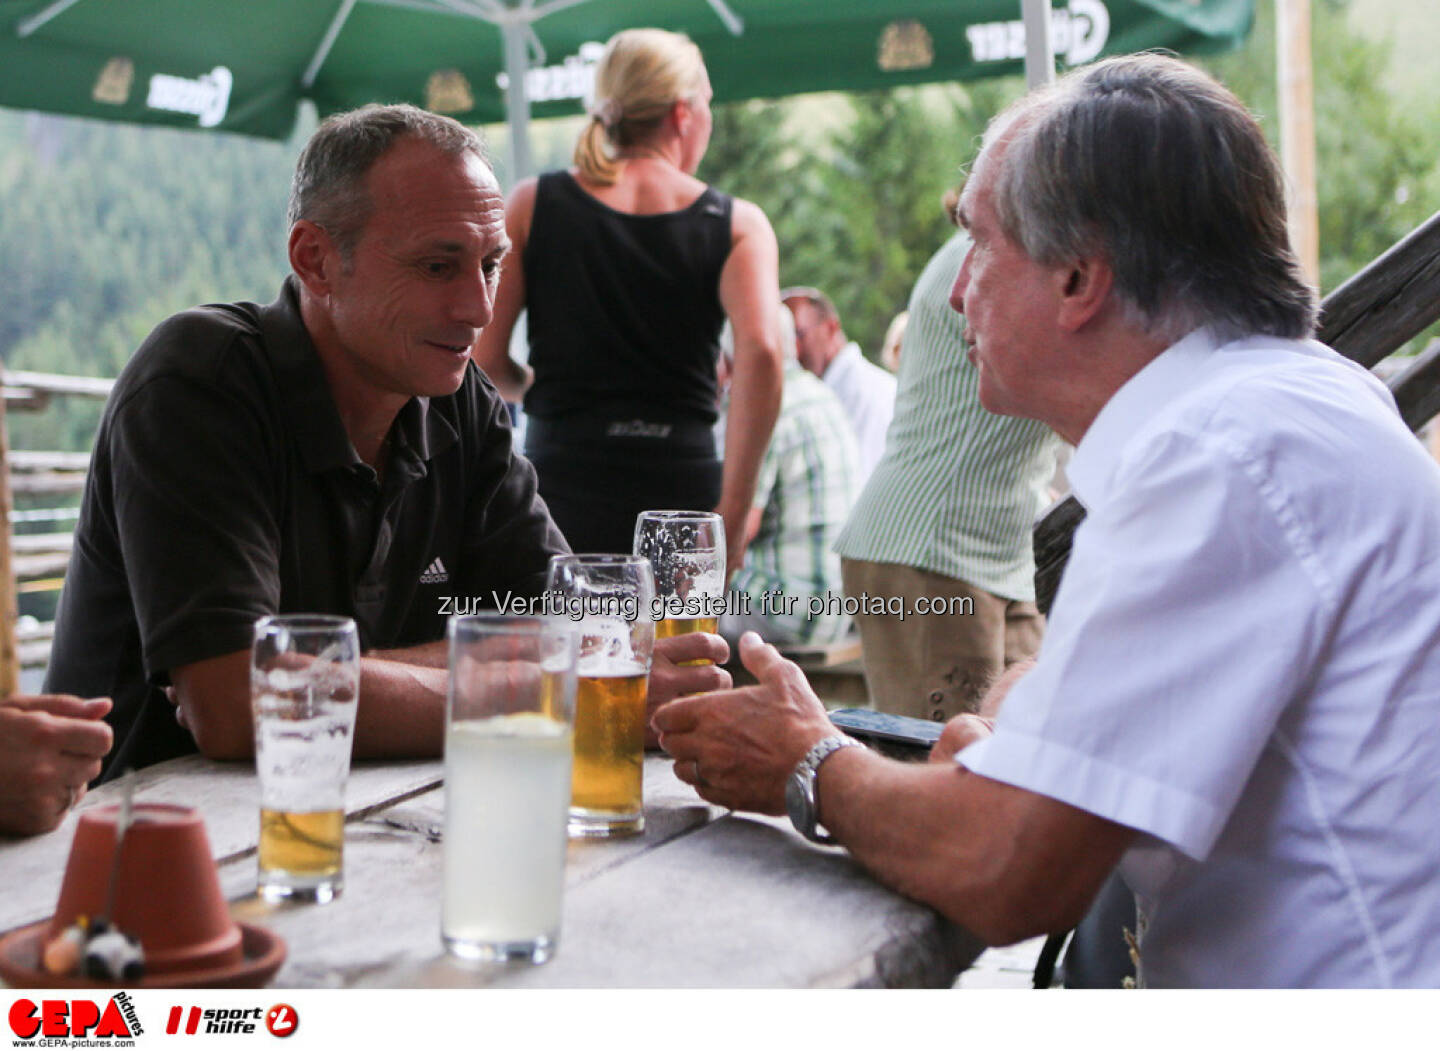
[265,1004,298,1038]
[8,994,141,1039]
[163,1003,297,1037]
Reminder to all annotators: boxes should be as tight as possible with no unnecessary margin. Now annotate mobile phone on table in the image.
[827,708,942,760]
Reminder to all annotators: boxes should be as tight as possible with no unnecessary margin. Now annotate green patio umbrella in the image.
[0,0,1253,172]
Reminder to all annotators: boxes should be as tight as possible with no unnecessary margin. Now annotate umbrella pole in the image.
[1021,0,1056,87]
[503,22,534,182]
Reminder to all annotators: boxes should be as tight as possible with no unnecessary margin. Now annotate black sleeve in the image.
[108,372,283,679]
[457,371,569,601]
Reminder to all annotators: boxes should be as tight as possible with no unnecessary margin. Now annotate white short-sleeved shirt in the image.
[822,341,895,486]
[959,328,1440,987]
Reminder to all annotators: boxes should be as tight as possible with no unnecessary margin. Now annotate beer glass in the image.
[443,615,578,964]
[634,510,726,664]
[546,554,655,837]
[251,614,360,904]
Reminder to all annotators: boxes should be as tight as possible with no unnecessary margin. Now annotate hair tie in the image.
[588,98,623,130]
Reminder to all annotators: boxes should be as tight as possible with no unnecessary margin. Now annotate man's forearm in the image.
[816,747,1131,946]
[174,650,447,761]
[351,657,446,757]
[366,639,448,669]
[655,634,1135,947]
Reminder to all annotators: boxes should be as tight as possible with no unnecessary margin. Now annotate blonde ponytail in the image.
[574,28,707,186]
[574,116,621,185]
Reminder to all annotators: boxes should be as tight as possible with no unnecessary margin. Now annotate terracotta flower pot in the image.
[46,803,242,975]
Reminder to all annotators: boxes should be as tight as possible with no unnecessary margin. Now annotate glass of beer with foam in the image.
[546,554,656,837]
[251,614,360,904]
[634,511,726,664]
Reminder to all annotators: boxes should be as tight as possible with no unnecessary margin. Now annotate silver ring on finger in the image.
[692,759,706,786]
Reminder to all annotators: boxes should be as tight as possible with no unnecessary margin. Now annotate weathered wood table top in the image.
[0,754,983,988]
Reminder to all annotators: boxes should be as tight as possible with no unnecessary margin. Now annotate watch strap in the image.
[798,734,864,780]
[794,735,864,843]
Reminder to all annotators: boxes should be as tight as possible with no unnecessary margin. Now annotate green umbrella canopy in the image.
[0,0,1254,141]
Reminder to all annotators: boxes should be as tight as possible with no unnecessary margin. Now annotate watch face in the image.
[785,771,810,833]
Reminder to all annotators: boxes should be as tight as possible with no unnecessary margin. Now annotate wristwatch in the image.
[785,735,865,844]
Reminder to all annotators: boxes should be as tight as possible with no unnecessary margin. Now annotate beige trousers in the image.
[841,557,1044,721]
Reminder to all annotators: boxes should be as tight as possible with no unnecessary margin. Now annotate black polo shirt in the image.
[45,278,568,780]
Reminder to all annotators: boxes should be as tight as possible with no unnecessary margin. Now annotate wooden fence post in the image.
[0,365,19,696]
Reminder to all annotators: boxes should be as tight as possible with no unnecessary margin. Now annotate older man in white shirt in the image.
[653,54,1440,987]
[781,287,895,484]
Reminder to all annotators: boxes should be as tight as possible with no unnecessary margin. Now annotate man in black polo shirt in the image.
[46,105,729,780]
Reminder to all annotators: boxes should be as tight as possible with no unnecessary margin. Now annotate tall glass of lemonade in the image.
[442,614,578,964]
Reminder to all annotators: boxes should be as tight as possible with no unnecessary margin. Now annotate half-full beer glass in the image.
[634,510,726,664]
[251,614,360,904]
[546,554,655,837]
[443,615,578,964]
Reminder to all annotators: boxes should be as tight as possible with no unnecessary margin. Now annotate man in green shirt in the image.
[835,225,1058,721]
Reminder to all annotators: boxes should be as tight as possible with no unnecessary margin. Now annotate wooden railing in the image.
[1034,209,1440,614]
[0,368,113,689]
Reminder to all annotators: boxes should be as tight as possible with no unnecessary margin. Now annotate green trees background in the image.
[1,0,1436,459]
[1,110,296,450]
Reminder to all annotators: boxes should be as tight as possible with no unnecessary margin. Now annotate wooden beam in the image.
[1389,339,1440,433]
[8,450,90,473]
[8,532,74,555]
[1,369,114,399]
[2,389,52,412]
[12,552,73,582]
[0,372,17,696]
[9,473,89,496]
[1319,210,1440,368]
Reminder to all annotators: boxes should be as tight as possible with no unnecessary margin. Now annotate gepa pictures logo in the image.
[8,992,142,1040]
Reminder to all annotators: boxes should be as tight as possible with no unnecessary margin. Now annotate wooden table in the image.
[0,754,984,988]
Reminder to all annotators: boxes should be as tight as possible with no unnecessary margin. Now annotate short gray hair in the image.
[982,53,1316,343]
[287,104,490,259]
[779,286,840,326]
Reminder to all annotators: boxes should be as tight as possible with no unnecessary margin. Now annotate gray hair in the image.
[982,53,1317,343]
[287,103,490,260]
[779,286,840,326]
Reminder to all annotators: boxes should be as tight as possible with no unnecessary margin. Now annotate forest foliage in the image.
[1,0,1436,457]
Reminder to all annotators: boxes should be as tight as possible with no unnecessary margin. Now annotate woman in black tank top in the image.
[474,28,782,574]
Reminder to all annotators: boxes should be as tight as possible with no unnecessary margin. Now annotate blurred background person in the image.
[0,694,111,837]
[835,190,1059,721]
[781,286,895,486]
[717,305,859,647]
[880,310,908,373]
[476,28,781,574]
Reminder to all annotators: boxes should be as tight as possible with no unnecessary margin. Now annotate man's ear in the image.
[288,220,339,297]
[1055,255,1113,333]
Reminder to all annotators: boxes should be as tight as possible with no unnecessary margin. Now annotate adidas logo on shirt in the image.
[419,557,449,585]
